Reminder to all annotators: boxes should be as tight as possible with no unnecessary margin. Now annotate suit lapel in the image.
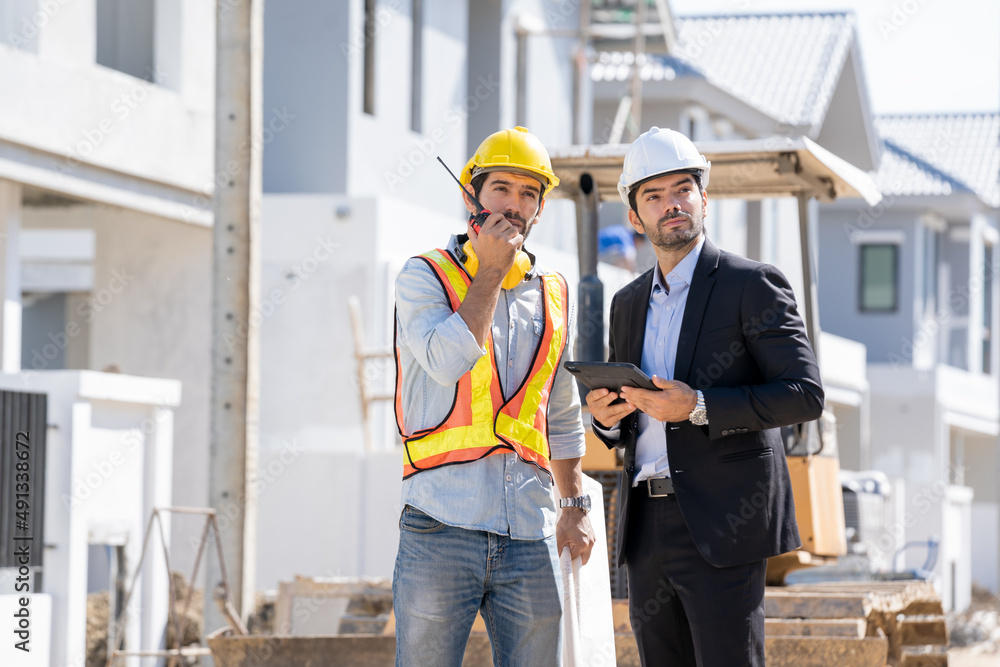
[626,269,655,366]
[674,239,720,383]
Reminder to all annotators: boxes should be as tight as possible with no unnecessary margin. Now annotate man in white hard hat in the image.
[587,127,824,666]
[392,127,595,666]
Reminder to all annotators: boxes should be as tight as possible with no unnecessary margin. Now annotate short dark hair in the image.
[627,169,703,212]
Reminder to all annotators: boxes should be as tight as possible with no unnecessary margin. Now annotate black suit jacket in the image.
[597,238,823,569]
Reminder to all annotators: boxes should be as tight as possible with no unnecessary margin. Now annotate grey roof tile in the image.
[874,114,1000,207]
[591,12,857,127]
[675,13,855,127]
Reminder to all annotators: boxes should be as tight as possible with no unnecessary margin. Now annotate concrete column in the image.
[206,0,262,638]
[0,180,22,373]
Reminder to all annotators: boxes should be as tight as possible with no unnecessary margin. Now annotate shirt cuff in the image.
[591,417,621,442]
[439,310,488,364]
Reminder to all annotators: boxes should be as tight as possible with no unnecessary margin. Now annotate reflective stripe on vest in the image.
[393,248,568,479]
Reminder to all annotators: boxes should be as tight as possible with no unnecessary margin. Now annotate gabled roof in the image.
[591,12,857,129]
[674,12,855,129]
[873,114,1000,208]
[591,51,703,83]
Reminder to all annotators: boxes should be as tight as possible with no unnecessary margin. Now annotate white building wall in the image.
[22,205,212,574]
[255,193,451,587]
[348,0,471,210]
[0,0,214,195]
[865,363,994,609]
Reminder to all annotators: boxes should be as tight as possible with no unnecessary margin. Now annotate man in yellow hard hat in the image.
[392,127,595,666]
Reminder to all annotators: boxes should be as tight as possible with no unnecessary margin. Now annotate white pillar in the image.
[141,407,173,653]
[0,180,22,372]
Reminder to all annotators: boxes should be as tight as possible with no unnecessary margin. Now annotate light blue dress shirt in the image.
[394,235,586,540]
[633,236,705,484]
[594,236,705,486]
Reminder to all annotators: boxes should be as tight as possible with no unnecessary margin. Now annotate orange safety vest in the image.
[394,248,569,479]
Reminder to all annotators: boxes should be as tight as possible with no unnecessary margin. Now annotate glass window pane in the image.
[860,244,897,312]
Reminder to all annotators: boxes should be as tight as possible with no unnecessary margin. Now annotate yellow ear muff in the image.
[462,241,531,290]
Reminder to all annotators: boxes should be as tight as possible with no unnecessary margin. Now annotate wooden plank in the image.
[766,618,866,638]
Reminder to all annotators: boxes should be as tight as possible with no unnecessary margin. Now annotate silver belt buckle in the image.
[646,477,673,497]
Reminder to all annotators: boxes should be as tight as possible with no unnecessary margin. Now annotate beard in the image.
[637,209,704,250]
[504,210,534,245]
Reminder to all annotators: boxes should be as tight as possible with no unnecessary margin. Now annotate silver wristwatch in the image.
[688,390,708,426]
[558,494,592,515]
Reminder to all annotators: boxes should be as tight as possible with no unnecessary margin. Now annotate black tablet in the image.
[562,361,659,403]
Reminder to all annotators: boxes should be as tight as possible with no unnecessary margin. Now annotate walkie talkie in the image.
[437,156,491,233]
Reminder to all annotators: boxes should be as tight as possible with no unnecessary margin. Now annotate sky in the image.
[669,0,1000,115]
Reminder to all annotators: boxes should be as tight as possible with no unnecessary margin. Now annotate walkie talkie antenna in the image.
[437,156,491,232]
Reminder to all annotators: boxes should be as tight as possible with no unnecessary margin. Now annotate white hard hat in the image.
[618,127,711,207]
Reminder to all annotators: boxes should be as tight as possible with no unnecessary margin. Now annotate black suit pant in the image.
[624,489,766,667]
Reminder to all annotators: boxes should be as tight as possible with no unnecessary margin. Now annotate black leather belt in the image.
[645,477,674,497]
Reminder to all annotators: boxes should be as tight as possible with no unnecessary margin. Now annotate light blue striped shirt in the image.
[394,235,586,540]
[593,236,705,485]
[633,236,705,484]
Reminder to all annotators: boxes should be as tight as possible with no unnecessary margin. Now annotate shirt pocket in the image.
[532,315,544,337]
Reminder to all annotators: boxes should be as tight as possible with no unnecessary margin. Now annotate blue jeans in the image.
[392,506,563,667]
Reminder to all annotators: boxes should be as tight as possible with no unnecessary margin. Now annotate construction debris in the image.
[949,584,1000,660]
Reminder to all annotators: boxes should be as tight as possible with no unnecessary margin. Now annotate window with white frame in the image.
[859,244,898,312]
[96,0,155,81]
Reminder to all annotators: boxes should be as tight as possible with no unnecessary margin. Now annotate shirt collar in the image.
[651,234,705,295]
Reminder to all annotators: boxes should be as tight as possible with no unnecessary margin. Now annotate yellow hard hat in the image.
[461,126,560,197]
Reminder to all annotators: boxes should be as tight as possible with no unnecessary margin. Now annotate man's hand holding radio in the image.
[468,211,522,277]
